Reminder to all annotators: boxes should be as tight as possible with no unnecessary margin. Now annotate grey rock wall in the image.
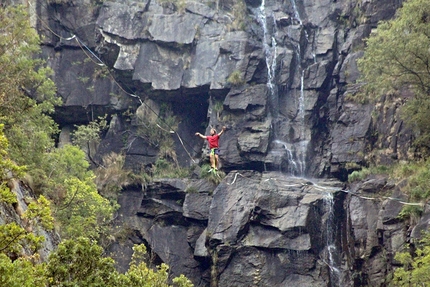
[110,172,430,287]
[36,0,410,177]
[110,173,346,286]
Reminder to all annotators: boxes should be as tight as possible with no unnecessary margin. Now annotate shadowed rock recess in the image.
[29,0,430,285]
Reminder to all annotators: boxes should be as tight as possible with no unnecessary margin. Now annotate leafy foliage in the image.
[136,103,178,160]
[0,124,25,204]
[357,0,430,150]
[119,244,193,287]
[45,237,119,287]
[0,253,45,287]
[72,115,108,150]
[23,195,55,231]
[55,176,117,240]
[136,102,189,178]
[348,165,391,182]
[152,158,190,179]
[0,5,61,195]
[391,233,430,286]
[391,160,430,219]
[199,164,225,185]
[0,235,195,287]
[94,152,148,201]
[0,6,59,119]
[226,70,245,86]
[0,222,44,256]
[45,237,194,287]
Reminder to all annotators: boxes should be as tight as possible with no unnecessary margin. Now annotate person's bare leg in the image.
[214,154,220,170]
[209,154,216,169]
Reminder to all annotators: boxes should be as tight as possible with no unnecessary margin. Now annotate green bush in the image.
[152,158,190,179]
[227,70,245,86]
[199,164,225,185]
[72,115,107,151]
[391,232,430,286]
[136,103,179,163]
[94,152,148,201]
[228,0,247,31]
[347,165,391,182]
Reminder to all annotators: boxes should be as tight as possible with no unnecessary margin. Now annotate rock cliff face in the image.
[35,0,410,176]
[27,0,430,285]
[110,174,346,286]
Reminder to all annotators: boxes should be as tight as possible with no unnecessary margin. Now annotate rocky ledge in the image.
[108,172,347,286]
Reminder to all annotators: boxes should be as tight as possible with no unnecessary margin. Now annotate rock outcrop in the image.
[110,172,430,287]
[110,173,347,286]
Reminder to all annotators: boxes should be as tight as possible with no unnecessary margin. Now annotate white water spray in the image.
[323,192,341,287]
[256,0,278,116]
[290,0,310,176]
[296,70,309,175]
[290,0,302,25]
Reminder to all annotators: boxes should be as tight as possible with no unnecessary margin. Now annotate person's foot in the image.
[208,168,214,173]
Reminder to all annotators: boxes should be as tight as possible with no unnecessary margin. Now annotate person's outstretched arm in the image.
[195,132,207,139]
[218,126,226,137]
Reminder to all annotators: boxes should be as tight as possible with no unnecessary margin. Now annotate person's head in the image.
[210,128,216,135]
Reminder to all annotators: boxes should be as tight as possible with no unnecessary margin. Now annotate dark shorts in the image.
[210,148,220,156]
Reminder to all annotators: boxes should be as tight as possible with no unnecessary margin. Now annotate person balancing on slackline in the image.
[195,126,226,172]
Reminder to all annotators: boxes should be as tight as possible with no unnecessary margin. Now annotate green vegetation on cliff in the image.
[357,0,430,211]
[358,0,430,152]
[390,233,430,286]
[0,5,193,286]
[357,0,430,284]
[0,237,193,287]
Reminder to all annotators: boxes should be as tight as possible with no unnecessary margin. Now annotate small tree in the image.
[45,237,120,287]
[72,115,108,163]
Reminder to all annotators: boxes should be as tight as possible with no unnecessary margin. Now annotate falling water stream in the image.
[290,0,310,177]
[255,0,307,175]
[286,4,344,284]
[256,0,312,176]
[255,0,343,283]
[323,192,341,286]
[257,0,279,117]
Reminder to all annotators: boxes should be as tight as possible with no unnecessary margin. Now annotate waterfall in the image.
[255,0,314,176]
[273,139,298,174]
[290,0,302,25]
[257,0,278,117]
[255,0,303,175]
[323,192,341,287]
[297,70,307,175]
[290,0,310,177]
